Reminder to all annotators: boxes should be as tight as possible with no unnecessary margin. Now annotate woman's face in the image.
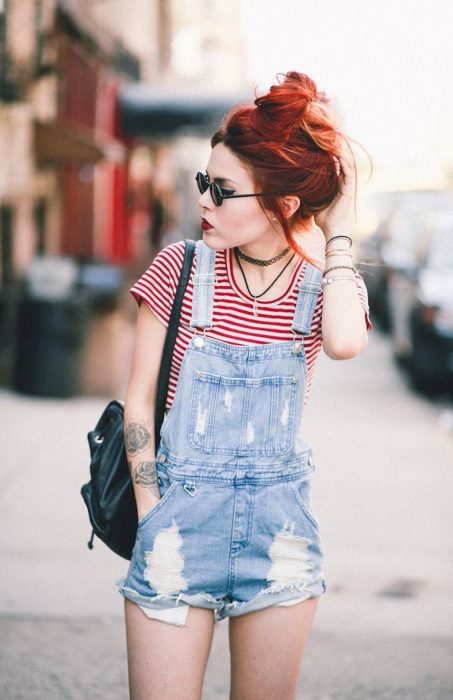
[198,143,279,250]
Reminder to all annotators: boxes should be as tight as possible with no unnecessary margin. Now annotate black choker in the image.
[234,247,295,317]
[235,246,290,266]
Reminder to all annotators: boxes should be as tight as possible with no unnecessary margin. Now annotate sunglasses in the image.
[195,172,265,207]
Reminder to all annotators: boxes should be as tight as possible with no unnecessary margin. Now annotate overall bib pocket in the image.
[188,370,298,456]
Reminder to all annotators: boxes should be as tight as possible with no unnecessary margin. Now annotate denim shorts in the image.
[117,450,326,626]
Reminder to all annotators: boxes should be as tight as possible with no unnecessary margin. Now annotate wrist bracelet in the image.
[321,275,357,289]
[325,250,353,258]
[325,247,353,256]
[323,265,356,275]
[325,235,353,247]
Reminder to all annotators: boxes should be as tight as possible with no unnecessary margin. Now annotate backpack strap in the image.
[155,239,196,447]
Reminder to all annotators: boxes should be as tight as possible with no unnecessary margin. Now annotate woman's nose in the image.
[198,188,214,210]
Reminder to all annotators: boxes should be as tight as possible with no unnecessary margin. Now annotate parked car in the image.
[359,190,453,333]
[387,208,453,394]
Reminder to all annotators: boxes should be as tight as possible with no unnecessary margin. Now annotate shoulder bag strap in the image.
[154,239,196,448]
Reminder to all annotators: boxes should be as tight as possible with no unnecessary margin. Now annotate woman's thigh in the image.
[124,599,216,700]
[228,597,320,700]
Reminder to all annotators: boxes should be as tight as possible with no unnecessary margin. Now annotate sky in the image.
[240,0,453,188]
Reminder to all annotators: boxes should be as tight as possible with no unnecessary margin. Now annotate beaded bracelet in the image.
[321,275,357,289]
[324,265,356,275]
[325,235,353,249]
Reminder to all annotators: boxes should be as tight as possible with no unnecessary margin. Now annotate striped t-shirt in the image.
[130,241,372,410]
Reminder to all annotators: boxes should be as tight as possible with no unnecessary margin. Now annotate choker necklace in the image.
[235,246,290,266]
[234,247,295,317]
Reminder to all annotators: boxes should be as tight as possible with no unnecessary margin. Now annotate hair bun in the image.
[252,71,338,153]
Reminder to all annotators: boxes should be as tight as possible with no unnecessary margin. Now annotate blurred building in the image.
[160,0,246,91]
[91,0,246,88]
[0,0,247,394]
[0,0,148,387]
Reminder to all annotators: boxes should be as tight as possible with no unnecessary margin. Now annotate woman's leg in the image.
[124,599,216,700]
[228,597,319,700]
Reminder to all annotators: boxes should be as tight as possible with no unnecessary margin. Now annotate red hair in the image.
[211,71,365,263]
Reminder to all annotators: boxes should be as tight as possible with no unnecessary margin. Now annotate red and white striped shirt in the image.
[130,241,372,410]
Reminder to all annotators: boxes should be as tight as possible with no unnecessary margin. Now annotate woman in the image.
[118,71,371,699]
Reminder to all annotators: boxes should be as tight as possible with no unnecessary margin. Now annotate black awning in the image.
[118,85,248,138]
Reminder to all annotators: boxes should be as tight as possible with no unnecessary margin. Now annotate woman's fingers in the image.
[341,140,356,171]
[336,142,355,197]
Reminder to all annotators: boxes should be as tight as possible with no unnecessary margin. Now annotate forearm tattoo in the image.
[125,419,159,498]
[132,461,160,498]
[125,421,151,455]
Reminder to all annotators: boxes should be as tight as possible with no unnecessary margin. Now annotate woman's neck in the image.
[237,237,287,260]
[231,246,301,300]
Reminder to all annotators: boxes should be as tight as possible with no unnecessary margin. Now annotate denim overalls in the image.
[118,241,326,625]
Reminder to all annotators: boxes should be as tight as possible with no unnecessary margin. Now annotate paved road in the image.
[1,328,452,699]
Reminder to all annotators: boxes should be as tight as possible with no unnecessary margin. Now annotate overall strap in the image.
[291,262,324,336]
[190,240,217,329]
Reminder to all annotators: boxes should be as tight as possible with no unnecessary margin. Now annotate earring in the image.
[272,216,277,221]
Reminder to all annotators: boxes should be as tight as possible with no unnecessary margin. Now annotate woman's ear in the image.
[281,195,300,219]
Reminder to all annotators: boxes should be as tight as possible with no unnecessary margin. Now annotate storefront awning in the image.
[118,85,248,138]
[34,121,126,164]
[34,121,105,164]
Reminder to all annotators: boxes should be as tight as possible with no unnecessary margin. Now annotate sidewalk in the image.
[2,615,452,700]
[1,328,452,698]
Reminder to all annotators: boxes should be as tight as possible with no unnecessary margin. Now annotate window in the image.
[34,198,47,255]
[0,204,14,288]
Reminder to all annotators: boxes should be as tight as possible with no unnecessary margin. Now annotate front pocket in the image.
[289,477,320,531]
[188,371,299,456]
[137,477,178,529]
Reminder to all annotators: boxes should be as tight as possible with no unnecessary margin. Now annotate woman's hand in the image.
[137,493,161,522]
[314,140,355,240]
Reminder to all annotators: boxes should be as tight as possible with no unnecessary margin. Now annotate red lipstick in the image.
[201,218,213,231]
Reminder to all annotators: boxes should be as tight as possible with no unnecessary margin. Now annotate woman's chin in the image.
[202,231,227,250]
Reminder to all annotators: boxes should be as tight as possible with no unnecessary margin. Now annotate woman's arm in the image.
[124,302,167,521]
[320,244,369,359]
[315,142,369,359]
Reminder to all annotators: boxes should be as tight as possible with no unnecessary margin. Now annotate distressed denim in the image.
[118,241,327,624]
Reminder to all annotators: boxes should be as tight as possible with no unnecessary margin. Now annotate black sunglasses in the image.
[195,172,265,207]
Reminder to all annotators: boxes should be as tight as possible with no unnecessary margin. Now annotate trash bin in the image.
[77,262,123,313]
[12,256,88,398]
